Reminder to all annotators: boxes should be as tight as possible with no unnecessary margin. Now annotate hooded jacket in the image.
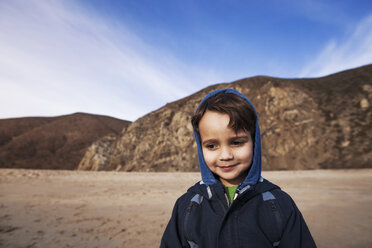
[161,89,316,248]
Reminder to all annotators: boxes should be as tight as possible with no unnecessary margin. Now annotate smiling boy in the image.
[198,110,254,187]
[161,89,316,248]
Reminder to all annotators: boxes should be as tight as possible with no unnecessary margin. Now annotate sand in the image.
[0,169,371,248]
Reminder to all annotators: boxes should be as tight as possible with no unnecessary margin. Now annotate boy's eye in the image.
[232,140,245,146]
[205,144,217,149]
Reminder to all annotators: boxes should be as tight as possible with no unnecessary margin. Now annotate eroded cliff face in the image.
[78,65,372,171]
[77,134,118,171]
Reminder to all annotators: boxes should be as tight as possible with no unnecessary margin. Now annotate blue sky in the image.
[1,0,371,121]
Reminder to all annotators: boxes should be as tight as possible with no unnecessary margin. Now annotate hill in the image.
[78,64,372,171]
[0,113,131,170]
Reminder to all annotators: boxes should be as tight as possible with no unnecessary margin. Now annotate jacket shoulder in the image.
[256,179,295,211]
[174,181,205,211]
[270,188,298,213]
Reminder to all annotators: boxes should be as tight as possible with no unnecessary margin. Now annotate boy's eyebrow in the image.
[229,135,250,142]
[231,135,250,139]
[201,139,217,145]
[201,135,250,145]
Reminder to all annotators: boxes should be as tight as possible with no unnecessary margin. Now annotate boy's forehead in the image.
[200,114,247,133]
[199,110,251,137]
[199,110,229,123]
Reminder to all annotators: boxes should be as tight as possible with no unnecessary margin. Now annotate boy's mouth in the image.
[218,163,238,171]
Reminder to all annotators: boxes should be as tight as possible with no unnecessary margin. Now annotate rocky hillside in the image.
[78,64,372,172]
[0,113,130,170]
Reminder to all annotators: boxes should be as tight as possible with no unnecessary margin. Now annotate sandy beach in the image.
[1,169,372,248]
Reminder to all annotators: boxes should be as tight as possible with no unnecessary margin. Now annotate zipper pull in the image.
[224,193,230,207]
[233,189,240,201]
[233,193,238,201]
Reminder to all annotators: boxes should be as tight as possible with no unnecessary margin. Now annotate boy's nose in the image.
[219,146,234,161]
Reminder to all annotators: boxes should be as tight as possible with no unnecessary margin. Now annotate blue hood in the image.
[193,88,262,190]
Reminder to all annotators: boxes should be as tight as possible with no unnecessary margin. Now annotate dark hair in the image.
[191,92,256,140]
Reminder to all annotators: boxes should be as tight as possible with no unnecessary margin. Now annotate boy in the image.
[161,89,316,248]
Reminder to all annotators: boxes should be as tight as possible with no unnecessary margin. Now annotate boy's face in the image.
[199,110,253,187]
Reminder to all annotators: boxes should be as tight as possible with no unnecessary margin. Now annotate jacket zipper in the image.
[213,186,228,211]
[216,189,241,247]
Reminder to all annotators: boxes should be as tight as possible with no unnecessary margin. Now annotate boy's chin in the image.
[218,176,247,187]
[215,171,250,187]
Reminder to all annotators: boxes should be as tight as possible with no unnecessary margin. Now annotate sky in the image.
[1,0,371,121]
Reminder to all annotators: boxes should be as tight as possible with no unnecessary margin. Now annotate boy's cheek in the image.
[236,148,253,159]
[202,150,215,166]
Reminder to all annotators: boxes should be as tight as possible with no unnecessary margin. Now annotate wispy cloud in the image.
[290,0,351,26]
[299,13,372,77]
[0,0,217,121]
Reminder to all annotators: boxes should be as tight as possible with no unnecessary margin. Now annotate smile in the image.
[218,163,238,171]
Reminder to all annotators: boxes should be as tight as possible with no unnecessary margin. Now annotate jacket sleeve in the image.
[160,197,187,248]
[278,193,317,248]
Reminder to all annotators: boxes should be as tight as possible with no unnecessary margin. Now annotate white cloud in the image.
[0,0,216,121]
[299,14,372,77]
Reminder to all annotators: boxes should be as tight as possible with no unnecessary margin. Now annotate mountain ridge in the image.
[78,64,372,171]
[0,112,131,169]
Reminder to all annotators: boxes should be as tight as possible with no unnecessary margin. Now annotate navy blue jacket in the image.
[161,178,316,247]
[161,89,316,248]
